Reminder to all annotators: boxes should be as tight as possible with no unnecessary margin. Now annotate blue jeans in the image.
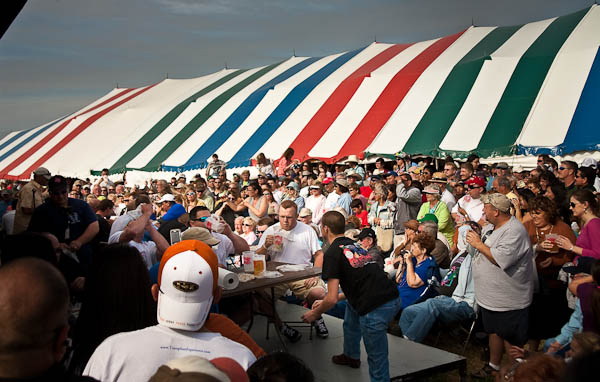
[399,295,474,342]
[343,296,402,382]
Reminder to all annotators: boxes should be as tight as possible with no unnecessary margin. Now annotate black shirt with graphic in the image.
[322,236,398,315]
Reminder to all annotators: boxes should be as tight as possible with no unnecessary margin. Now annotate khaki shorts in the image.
[273,278,326,300]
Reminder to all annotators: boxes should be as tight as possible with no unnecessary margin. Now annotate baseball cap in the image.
[158,194,176,203]
[157,240,219,331]
[286,182,300,191]
[322,177,334,184]
[496,162,509,170]
[176,173,186,179]
[48,175,68,193]
[357,228,376,241]
[581,157,598,169]
[513,165,524,173]
[150,355,248,382]
[385,171,398,177]
[418,213,439,224]
[465,176,486,188]
[181,227,220,246]
[481,193,511,213]
[298,208,312,218]
[32,167,51,180]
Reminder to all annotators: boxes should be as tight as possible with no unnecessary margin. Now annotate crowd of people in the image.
[0,149,599,381]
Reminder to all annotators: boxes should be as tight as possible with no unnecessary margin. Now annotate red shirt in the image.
[355,210,369,228]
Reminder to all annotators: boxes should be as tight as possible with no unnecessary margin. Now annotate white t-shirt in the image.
[108,231,157,269]
[83,325,256,382]
[305,194,326,225]
[258,221,321,265]
[211,232,235,266]
[324,192,340,211]
[452,194,484,223]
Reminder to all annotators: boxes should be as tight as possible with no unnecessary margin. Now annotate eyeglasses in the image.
[191,216,209,222]
[570,202,576,208]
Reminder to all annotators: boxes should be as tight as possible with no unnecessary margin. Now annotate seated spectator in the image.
[400,228,475,342]
[395,232,440,310]
[69,244,157,374]
[356,228,384,269]
[390,220,419,277]
[299,207,321,237]
[419,218,451,269]
[0,258,97,381]
[234,216,244,235]
[240,217,257,245]
[84,241,257,381]
[108,203,169,269]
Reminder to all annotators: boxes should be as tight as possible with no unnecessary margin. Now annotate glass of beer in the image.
[253,254,266,276]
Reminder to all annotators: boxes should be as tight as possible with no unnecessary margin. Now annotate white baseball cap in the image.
[157,240,219,331]
[157,194,175,203]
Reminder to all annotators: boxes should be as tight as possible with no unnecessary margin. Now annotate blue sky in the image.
[0,0,591,139]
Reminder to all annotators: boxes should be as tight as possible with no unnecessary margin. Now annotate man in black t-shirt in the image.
[302,211,400,382]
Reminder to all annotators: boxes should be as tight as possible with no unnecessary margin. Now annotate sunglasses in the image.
[191,216,209,222]
[186,192,196,196]
[559,166,566,171]
[570,202,576,208]
[242,223,253,227]
[467,185,481,189]
[537,159,544,163]
[257,230,266,234]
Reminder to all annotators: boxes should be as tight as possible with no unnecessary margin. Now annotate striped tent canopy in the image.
[1,6,599,180]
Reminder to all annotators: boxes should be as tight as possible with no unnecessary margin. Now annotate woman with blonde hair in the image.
[240,217,257,245]
[183,186,204,213]
[255,153,275,177]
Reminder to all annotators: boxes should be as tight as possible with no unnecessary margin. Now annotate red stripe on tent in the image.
[3,85,157,180]
[0,88,136,179]
[331,30,465,162]
[289,43,413,161]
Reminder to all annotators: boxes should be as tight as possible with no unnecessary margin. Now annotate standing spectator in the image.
[575,166,597,192]
[556,189,600,259]
[558,160,578,199]
[305,182,326,225]
[459,162,474,182]
[467,193,535,378]
[206,153,227,179]
[349,183,367,210]
[344,155,365,186]
[255,152,275,176]
[13,167,50,234]
[93,199,114,244]
[452,176,486,227]
[323,178,339,211]
[276,148,296,179]
[431,173,456,212]
[302,211,400,382]
[334,179,352,217]
[417,184,454,247]
[368,185,395,253]
[373,158,386,176]
[393,172,422,248]
[183,187,204,213]
[28,176,99,271]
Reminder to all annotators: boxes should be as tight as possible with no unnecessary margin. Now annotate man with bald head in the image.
[0,257,97,381]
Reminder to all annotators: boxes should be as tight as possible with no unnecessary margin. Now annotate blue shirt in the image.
[336,193,352,216]
[397,256,436,309]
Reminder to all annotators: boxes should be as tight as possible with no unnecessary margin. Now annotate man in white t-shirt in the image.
[84,241,256,382]
[452,177,486,227]
[108,203,169,269]
[323,178,339,211]
[256,200,329,340]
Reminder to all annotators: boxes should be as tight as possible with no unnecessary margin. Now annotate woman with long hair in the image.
[255,152,275,177]
[276,147,296,178]
[69,244,157,374]
[228,181,268,221]
[556,189,600,259]
[513,187,536,224]
[183,186,204,213]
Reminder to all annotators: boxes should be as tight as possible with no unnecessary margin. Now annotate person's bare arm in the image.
[569,275,594,296]
[302,278,339,323]
[404,254,425,288]
[146,219,169,257]
[69,221,99,252]
[466,230,498,266]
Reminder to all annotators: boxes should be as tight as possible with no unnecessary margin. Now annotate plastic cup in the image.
[545,234,559,253]
[242,251,255,272]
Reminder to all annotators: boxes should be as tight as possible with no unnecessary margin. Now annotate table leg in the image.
[271,286,288,351]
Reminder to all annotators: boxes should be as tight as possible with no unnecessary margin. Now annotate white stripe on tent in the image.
[307,40,436,158]
[0,118,61,160]
[2,88,130,176]
[45,74,227,177]
[213,53,345,162]
[164,57,307,167]
[257,43,398,161]
[125,68,262,169]
[90,71,233,174]
[0,131,20,147]
[366,26,494,155]
[438,18,554,152]
[517,6,600,148]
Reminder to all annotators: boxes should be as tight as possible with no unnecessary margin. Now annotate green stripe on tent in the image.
[476,7,589,157]
[401,26,520,156]
[103,70,247,174]
[138,62,283,172]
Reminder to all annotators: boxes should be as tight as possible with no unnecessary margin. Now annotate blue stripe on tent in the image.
[517,46,600,156]
[0,117,66,163]
[226,47,364,168]
[172,57,322,172]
